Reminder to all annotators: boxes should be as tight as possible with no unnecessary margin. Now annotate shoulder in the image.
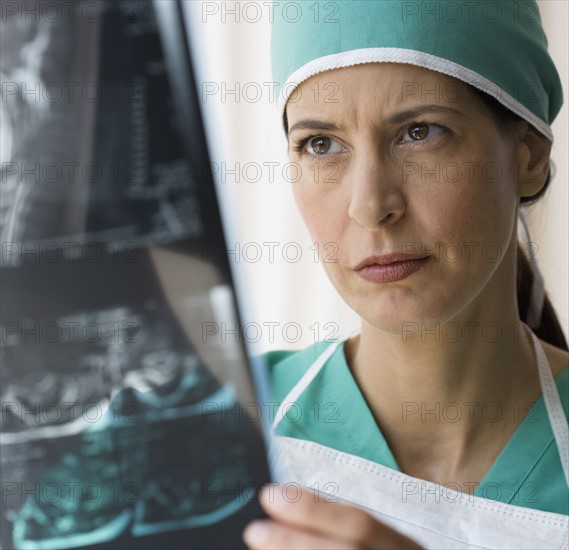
[539,338,569,378]
[539,338,569,418]
[258,341,337,405]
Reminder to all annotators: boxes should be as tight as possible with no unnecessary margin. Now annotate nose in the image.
[347,151,407,229]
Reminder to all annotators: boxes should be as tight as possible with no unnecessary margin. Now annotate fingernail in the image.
[243,521,272,545]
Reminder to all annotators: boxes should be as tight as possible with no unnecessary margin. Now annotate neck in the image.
[345,293,542,484]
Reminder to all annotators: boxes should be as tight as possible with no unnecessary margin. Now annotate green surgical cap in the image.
[271,0,563,141]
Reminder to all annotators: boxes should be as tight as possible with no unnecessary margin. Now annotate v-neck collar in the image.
[326,340,402,470]
[474,364,568,501]
[332,340,569,501]
[273,340,400,470]
[273,339,568,504]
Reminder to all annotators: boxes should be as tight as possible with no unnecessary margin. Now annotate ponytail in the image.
[516,241,568,350]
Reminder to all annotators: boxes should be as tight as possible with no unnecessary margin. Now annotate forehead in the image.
[286,63,476,124]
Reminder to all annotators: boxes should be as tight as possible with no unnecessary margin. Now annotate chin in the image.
[349,290,455,336]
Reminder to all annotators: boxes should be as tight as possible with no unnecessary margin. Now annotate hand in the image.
[243,483,424,549]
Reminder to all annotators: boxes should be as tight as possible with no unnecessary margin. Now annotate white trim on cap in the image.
[278,47,553,142]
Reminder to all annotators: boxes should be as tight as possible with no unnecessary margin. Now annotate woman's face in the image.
[286,63,525,333]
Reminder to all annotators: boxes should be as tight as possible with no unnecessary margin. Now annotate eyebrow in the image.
[288,120,341,135]
[287,105,464,135]
[385,105,464,124]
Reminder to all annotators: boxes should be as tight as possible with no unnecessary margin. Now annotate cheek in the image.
[411,170,517,311]
[417,146,517,243]
[291,182,346,243]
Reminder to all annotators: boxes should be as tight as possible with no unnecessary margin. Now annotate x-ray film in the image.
[0,1,272,548]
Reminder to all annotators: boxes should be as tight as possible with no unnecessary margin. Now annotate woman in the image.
[243,1,568,548]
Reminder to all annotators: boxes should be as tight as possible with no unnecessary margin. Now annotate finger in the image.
[258,483,423,549]
[243,519,359,550]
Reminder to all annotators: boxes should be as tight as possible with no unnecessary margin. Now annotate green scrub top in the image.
[261,341,569,516]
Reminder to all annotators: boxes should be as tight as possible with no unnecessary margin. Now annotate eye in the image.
[401,122,445,143]
[295,135,345,156]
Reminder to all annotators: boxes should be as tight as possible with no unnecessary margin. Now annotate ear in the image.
[514,121,552,199]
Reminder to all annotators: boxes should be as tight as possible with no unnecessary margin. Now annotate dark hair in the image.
[471,88,568,351]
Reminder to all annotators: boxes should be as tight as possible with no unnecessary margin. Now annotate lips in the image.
[354,253,431,284]
[354,253,430,270]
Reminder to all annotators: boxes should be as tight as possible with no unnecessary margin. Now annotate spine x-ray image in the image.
[0,2,271,548]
